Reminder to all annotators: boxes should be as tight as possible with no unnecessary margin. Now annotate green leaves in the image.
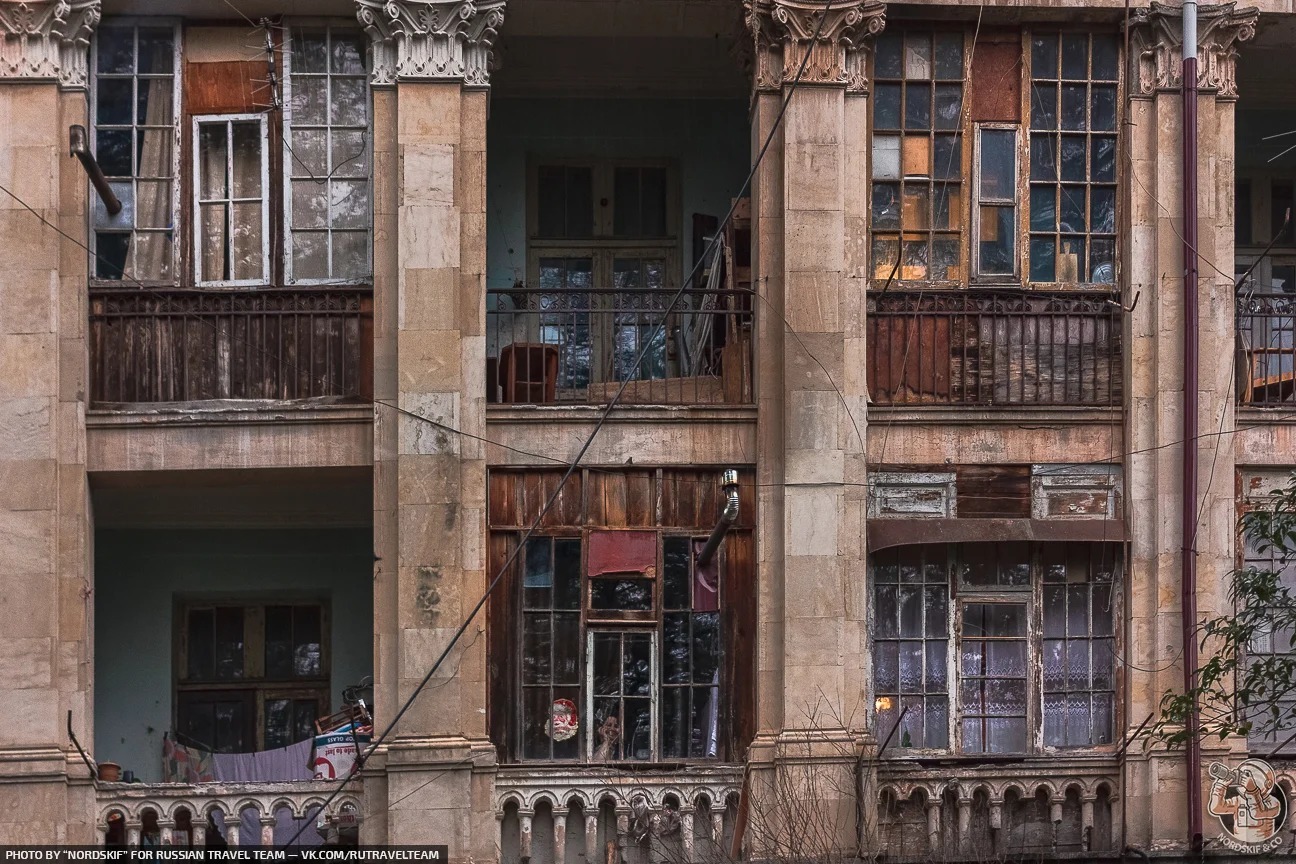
[1149,471,1296,749]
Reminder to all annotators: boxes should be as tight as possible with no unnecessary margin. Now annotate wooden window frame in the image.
[971,123,1022,282]
[89,18,183,287]
[175,599,330,754]
[511,528,723,765]
[281,23,372,286]
[867,25,1123,291]
[191,113,271,287]
[1021,30,1124,287]
[872,542,1122,759]
[868,29,970,287]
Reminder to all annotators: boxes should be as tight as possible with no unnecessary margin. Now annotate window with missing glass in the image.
[868,27,1121,288]
[91,21,179,282]
[177,602,328,753]
[284,26,371,283]
[871,542,1118,756]
[510,530,724,763]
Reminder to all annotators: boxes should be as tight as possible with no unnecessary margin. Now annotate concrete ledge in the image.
[866,406,1123,425]
[87,403,374,473]
[485,405,757,466]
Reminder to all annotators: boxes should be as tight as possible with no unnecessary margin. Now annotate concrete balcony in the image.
[95,779,363,846]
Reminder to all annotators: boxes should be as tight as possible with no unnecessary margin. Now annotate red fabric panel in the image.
[692,539,719,611]
[588,530,657,577]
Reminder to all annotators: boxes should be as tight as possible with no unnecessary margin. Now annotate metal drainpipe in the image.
[696,469,740,568]
[1180,0,1204,854]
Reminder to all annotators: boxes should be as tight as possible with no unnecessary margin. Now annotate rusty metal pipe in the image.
[696,469,740,568]
[69,125,121,216]
[1180,0,1203,854]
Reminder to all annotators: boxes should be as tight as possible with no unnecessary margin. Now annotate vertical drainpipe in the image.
[1180,0,1203,854]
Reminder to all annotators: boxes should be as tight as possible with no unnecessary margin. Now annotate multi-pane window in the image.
[871,32,966,283]
[514,162,678,394]
[178,602,327,753]
[1243,535,1296,752]
[194,116,268,285]
[1041,544,1116,747]
[1028,32,1119,284]
[89,20,371,287]
[960,602,1028,753]
[520,537,582,760]
[872,544,950,749]
[662,537,721,759]
[91,22,179,282]
[871,542,1119,755]
[975,127,1019,277]
[513,530,725,762]
[868,27,1120,287]
[284,27,371,283]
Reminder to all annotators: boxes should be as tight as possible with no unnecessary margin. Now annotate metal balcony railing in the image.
[486,288,753,406]
[866,290,1122,407]
[1238,291,1296,406]
[89,288,373,405]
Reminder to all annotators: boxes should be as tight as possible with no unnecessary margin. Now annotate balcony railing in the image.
[1238,291,1296,406]
[486,288,753,406]
[867,290,1122,407]
[876,758,1118,861]
[496,766,742,864]
[89,288,373,405]
[96,779,363,846]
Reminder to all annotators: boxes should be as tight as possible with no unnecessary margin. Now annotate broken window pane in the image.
[872,183,901,228]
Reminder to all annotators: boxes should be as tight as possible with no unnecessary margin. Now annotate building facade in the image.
[0,0,1292,858]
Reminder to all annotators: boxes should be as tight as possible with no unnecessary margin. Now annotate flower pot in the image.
[98,762,121,782]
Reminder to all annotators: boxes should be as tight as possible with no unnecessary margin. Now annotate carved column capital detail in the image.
[0,0,100,89]
[745,0,885,92]
[355,0,505,88]
[1128,1,1258,99]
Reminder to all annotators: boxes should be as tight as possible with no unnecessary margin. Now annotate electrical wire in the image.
[277,0,845,842]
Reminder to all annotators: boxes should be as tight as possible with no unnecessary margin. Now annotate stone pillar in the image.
[1124,2,1256,852]
[0,0,99,843]
[745,0,882,856]
[359,0,501,854]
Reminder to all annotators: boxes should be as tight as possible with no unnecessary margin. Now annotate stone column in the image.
[359,0,500,854]
[0,0,99,843]
[1123,2,1256,851]
[745,0,882,856]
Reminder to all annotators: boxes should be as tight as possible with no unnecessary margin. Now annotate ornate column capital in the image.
[1127,1,1258,99]
[355,0,505,88]
[0,0,100,89]
[745,0,886,93]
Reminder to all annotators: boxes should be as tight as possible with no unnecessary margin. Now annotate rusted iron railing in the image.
[89,288,373,405]
[1237,291,1296,406]
[486,287,752,406]
[866,290,1122,407]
